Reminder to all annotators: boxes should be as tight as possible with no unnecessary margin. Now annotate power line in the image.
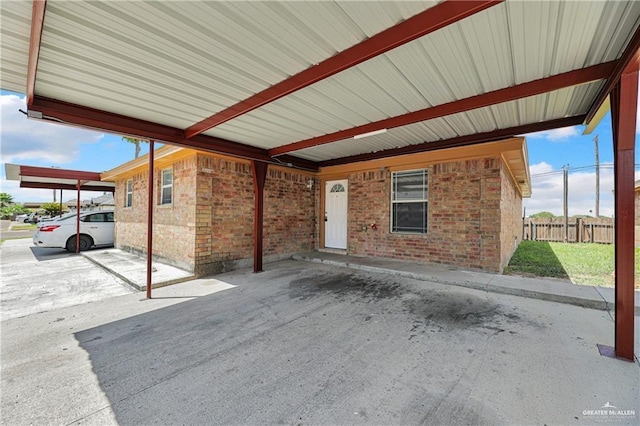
[530,163,640,178]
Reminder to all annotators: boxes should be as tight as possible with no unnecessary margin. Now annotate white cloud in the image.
[524,162,618,217]
[0,94,105,164]
[525,126,581,141]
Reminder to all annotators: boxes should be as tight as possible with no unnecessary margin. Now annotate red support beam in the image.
[585,24,640,124]
[271,62,613,156]
[251,161,268,273]
[146,140,155,299]
[610,68,637,362]
[320,115,586,167]
[19,165,104,182]
[26,0,46,107]
[184,0,502,138]
[19,182,114,192]
[75,180,80,254]
[28,96,318,171]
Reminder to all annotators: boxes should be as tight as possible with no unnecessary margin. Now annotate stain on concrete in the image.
[288,270,545,336]
[289,272,402,301]
[402,290,545,335]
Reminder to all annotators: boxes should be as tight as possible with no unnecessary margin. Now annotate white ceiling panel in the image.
[0,0,31,94]
[295,81,604,162]
[1,1,639,165]
[200,1,638,156]
[30,1,438,128]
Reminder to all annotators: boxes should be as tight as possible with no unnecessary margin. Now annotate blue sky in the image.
[1,89,638,216]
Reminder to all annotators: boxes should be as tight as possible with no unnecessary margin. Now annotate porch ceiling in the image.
[1,1,639,167]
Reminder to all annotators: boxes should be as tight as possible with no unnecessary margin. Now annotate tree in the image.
[530,211,555,219]
[41,202,65,216]
[0,204,29,220]
[122,136,148,159]
[0,192,14,208]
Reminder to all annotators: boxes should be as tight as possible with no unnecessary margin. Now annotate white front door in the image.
[325,180,348,249]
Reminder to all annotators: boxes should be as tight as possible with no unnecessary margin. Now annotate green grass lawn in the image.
[504,241,640,288]
[9,224,36,231]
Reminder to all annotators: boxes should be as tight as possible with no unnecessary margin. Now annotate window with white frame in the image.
[125,179,133,207]
[391,169,428,234]
[161,168,173,205]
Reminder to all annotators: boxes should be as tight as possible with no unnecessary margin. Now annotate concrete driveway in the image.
[0,220,36,240]
[0,238,135,320]
[1,257,638,425]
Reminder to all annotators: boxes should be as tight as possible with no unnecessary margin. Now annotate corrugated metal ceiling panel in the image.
[294,81,604,162]
[201,1,639,153]
[3,1,639,164]
[0,0,31,94]
[33,0,436,129]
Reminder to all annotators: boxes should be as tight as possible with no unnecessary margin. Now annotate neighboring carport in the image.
[0,0,637,360]
[4,163,115,253]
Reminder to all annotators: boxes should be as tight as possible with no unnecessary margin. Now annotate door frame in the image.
[320,178,349,250]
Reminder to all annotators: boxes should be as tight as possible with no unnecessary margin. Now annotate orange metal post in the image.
[252,161,268,273]
[610,68,638,361]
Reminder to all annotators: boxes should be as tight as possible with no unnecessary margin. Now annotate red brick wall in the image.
[193,155,316,276]
[113,153,316,276]
[113,151,520,274]
[347,157,510,271]
[264,168,316,255]
[114,157,197,271]
[194,155,254,276]
[499,162,523,270]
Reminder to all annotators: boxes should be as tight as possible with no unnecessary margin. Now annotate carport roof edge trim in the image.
[5,163,115,192]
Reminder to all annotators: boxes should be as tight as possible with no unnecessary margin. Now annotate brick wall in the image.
[264,168,316,255]
[499,162,523,270]
[114,157,197,271]
[113,150,520,275]
[346,157,511,271]
[114,153,317,277]
[193,154,316,276]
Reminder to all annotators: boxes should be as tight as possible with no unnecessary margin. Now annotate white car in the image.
[33,211,115,252]
[15,214,29,222]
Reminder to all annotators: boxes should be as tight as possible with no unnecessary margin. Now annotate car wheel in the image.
[65,235,93,252]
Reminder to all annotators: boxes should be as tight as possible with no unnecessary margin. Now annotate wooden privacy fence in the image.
[522,218,614,243]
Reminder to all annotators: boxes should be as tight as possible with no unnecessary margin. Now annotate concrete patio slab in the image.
[82,248,195,291]
[1,260,638,425]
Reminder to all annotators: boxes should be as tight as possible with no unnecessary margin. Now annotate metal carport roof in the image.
[1,1,639,166]
[5,163,115,192]
[0,0,638,361]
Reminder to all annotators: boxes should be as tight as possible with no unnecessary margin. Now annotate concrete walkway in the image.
[82,248,195,291]
[293,251,640,314]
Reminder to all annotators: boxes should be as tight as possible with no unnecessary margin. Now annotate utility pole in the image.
[593,134,600,218]
[563,164,569,242]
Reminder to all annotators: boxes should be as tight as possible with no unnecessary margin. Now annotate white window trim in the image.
[125,179,133,208]
[390,168,429,234]
[161,168,173,205]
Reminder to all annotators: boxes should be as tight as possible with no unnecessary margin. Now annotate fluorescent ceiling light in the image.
[353,128,387,140]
